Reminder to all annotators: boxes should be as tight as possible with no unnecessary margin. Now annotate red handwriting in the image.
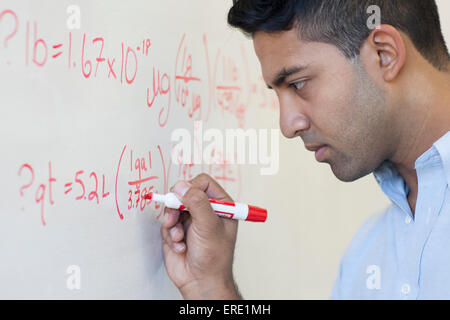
[202,35,253,128]
[52,43,63,59]
[0,9,19,48]
[32,21,47,67]
[124,45,137,84]
[7,10,283,221]
[115,145,175,220]
[18,163,34,197]
[115,145,127,220]
[92,37,105,77]
[18,162,56,226]
[139,38,151,56]
[215,55,246,127]
[156,144,175,219]
[146,67,171,127]
[16,143,243,226]
[127,148,154,211]
[174,34,202,121]
[64,169,110,204]
[17,161,111,226]
[251,76,279,110]
[81,33,92,78]
[107,57,116,78]
[0,9,19,65]
[3,9,276,131]
[203,148,242,201]
[202,34,213,122]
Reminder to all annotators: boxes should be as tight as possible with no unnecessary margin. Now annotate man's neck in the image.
[390,65,450,216]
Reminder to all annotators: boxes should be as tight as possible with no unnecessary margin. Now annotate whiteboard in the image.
[0,0,281,298]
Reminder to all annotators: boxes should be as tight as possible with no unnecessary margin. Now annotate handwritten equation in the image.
[17,143,243,226]
[0,8,277,129]
[2,6,272,226]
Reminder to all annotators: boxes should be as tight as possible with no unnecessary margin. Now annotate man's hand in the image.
[160,173,241,299]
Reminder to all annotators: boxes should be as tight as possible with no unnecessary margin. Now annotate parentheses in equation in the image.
[174,33,186,106]
[202,34,213,123]
[211,47,221,114]
[156,144,172,219]
[115,145,127,220]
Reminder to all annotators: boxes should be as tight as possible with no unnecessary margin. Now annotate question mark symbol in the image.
[18,163,35,197]
[0,9,19,48]
[0,9,19,65]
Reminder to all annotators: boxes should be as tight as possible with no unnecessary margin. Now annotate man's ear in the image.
[360,24,406,82]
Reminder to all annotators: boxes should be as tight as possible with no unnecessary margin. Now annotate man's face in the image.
[254,28,391,182]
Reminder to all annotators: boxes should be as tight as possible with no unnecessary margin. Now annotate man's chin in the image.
[329,162,373,183]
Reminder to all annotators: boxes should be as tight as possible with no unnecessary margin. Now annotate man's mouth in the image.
[305,144,328,162]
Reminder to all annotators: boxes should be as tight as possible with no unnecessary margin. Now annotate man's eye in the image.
[289,80,306,91]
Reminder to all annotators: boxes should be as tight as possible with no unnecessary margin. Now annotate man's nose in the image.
[279,96,310,139]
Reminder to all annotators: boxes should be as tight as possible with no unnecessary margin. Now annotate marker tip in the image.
[143,192,153,200]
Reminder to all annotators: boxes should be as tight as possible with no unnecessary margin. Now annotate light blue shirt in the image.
[332,131,450,299]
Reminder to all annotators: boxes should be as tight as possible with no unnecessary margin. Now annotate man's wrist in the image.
[180,277,242,300]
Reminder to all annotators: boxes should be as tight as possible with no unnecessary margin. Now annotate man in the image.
[161,0,450,299]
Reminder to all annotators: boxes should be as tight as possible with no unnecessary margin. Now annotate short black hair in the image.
[228,0,450,71]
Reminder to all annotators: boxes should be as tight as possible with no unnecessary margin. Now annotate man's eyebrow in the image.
[267,65,308,89]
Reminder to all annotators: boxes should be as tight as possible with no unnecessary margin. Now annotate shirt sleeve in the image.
[330,258,344,300]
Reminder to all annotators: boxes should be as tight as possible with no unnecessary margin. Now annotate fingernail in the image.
[173,181,192,197]
[173,242,185,252]
[164,212,169,224]
[170,227,179,239]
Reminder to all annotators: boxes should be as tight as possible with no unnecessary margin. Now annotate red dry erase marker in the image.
[143,192,267,222]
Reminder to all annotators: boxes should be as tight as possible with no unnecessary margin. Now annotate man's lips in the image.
[305,144,326,152]
[305,144,328,162]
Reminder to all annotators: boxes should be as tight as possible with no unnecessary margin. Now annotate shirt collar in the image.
[374,131,450,185]
[373,131,450,214]
[433,131,450,187]
[373,160,410,215]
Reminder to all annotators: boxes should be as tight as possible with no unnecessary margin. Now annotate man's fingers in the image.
[170,223,185,242]
[161,224,186,253]
[161,207,186,254]
[189,173,233,202]
[189,174,238,235]
[163,207,180,229]
[173,180,220,227]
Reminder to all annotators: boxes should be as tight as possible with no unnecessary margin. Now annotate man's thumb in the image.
[172,180,220,226]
